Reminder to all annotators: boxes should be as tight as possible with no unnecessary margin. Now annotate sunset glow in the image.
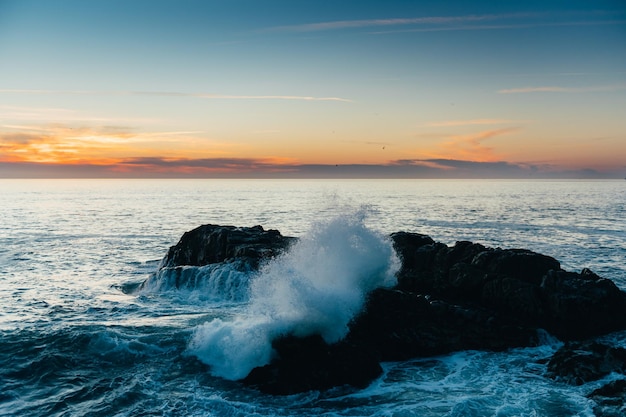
[1,0,625,178]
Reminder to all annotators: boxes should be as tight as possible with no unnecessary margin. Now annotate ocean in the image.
[1,179,625,416]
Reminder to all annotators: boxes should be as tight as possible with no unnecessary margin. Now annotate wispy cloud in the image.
[425,119,527,127]
[431,127,520,162]
[0,105,157,124]
[195,94,351,102]
[265,13,542,32]
[119,157,291,171]
[370,19,626,34]
[0,124,210,164]
[264,11,625,34]
[498,84,626,94]
[391,158,530,172]
[0,89,352,102]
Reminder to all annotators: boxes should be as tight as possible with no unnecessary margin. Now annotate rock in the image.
[159,224,295,270]
[243,288,539,394]
[392,234,626,340]
[546,344,626,417]
[539,269,626,339]
[346,288,537,361]
[547,341,626,385]
[154,225,626,394]
[242,334,382,395]
[589,379,626,417]
[591,379,626,398]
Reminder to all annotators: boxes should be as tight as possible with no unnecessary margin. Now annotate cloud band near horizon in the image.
[0,157,620,179]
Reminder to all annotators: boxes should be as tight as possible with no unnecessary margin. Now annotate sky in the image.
[0,0,625,178]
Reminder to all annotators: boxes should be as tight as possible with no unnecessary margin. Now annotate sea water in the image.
[1,179,625,416]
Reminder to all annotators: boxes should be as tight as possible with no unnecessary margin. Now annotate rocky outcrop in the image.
[392,233,626,340]
[547,341,626,385]
[159,224,295,270]
[346,288,538,361]
[242,289,539,394]
[153,225,626,395]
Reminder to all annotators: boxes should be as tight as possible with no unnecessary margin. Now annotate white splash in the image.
[187,210,400,380]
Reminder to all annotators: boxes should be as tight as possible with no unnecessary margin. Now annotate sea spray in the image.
[188,211,400,380]
[139,262,252,302]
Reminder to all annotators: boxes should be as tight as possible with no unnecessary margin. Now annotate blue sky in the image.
[0,0,625,178]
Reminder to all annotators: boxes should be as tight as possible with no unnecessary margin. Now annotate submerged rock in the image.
[152,224,626,395]
[589,379,626,417]
[547,341,626,415]
[547,341,626,385]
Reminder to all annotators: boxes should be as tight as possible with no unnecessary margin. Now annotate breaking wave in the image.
[187,211,400,380]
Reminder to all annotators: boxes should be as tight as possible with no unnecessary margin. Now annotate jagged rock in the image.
[392,233,626,340]
[159,224,295,269]
[547,341,626,385]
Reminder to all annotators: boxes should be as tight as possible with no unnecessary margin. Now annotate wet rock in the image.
[547,341,626,416]
[589,379,626,417]
[547,341,626,385]
[159,224,295,269]
[156,225,626,394]
[392,234,626,340]
[346,288,537,361]
[242,334,382,395]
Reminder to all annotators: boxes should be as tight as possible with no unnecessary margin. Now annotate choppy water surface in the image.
[1,179,625,416]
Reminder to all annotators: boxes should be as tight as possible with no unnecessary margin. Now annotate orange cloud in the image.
[0,124,224,165]
[424,127,520,162]
[0,125,134,164]
[0,123,305,175]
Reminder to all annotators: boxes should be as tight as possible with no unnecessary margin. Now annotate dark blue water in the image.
[1,179,625,416]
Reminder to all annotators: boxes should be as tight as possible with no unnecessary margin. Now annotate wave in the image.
[187,210,400,380]
[0,325,188,417]
[138,261,252,302]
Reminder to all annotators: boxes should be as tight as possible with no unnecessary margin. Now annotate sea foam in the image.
[188,211,400,380]
[139,261,252,302]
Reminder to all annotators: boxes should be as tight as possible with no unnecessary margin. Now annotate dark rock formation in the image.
[243,335,382,395]
[159,224,295,270]
[547,341,626,416]
[392,233,626,340]
[547,341,626,385]
[153,225,626,395]
[589,379,626,417]
[346,288,538,361]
